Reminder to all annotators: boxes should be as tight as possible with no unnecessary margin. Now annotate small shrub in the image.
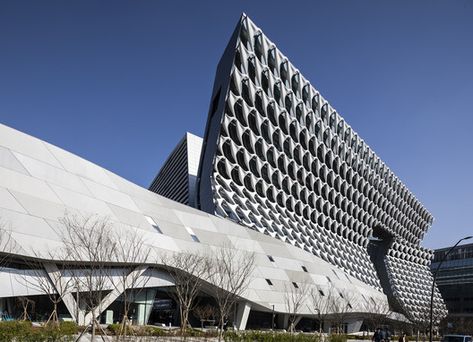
[0,320,77,342]
[329,334,348,342]
[0,321,33,342]
[224,331,321,342]
[107,323,123,336]
[59,321,78,335]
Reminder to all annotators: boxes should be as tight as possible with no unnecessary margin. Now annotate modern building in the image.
[0,14,445,331]
[152,14,446,324]
[432,243,473,331]
[149,133,203,207]
[0,121,385,331]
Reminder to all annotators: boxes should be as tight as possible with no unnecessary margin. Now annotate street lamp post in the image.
[429,235,472,342]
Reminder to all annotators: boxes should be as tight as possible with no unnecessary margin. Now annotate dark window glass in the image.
[266,279,273,286]
[152,225,163,234]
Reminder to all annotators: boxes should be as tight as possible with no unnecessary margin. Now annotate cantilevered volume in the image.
[192,14,446,323]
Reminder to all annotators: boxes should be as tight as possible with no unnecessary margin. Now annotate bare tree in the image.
[161,251,209,334]
[329,288,357,334]
[111,227,151,337]
[362,296,391,332]
[58,213,117,341]
[284,281,309,333]
[0,220,16,269]
[310,285,334,335]
[22,252,74,326]
[17,296,35,321]
[206,245,256,341]
[194,304,217,328]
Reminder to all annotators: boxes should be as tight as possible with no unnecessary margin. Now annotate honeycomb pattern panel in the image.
[386,240,448,322]
[205,15,445,318]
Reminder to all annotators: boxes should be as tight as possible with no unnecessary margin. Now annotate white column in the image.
[234,302,251,331]
[43,263,85,324]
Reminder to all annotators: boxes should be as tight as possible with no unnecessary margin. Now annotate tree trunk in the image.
[91,309,96,342]
[218,314,225,342]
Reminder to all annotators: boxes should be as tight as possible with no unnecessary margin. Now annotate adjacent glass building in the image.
[432,243,473,322]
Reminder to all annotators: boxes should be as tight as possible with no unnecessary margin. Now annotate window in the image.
[332,269,341,279]
[145,216,163,234]
[266,279,273,286]
[268,255,275,262]
[347,303,352,309]
[339,292,344,299]
[318,289,325,296]
[292,282,299,289]
[301,265,308,273]
[185,226,200,243]
[326,276,332,283]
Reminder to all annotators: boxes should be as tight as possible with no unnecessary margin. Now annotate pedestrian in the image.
[373,328,382,342]
[399,332,407,342]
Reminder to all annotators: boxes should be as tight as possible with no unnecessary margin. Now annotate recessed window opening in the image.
[185,226,200,243]
[326,276,332,283]
[339,292,344,299]
[266,279,273,286]
[347,303,352,309]
[268,255,275,262]
[145,216,163,234]
[318,289,325,296]
[332,269,341,279]
[301,265,308,273]
[292,282,299,289]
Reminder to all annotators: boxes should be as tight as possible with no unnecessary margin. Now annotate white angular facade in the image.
[196,15,446,323]
[0,122,386,330]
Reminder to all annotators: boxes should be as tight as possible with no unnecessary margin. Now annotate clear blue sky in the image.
[0,1,472,249]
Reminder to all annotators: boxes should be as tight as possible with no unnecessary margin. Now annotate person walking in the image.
[373,328,382,342]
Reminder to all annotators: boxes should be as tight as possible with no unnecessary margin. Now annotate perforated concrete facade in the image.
[197,14,446,323]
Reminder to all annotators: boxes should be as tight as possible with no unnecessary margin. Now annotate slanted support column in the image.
[346,319,363,333]
[43,263,85,324]
[83,265,149,325]
[277,313,289,330]
[293,316,302,329]
[234,302,251,331]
